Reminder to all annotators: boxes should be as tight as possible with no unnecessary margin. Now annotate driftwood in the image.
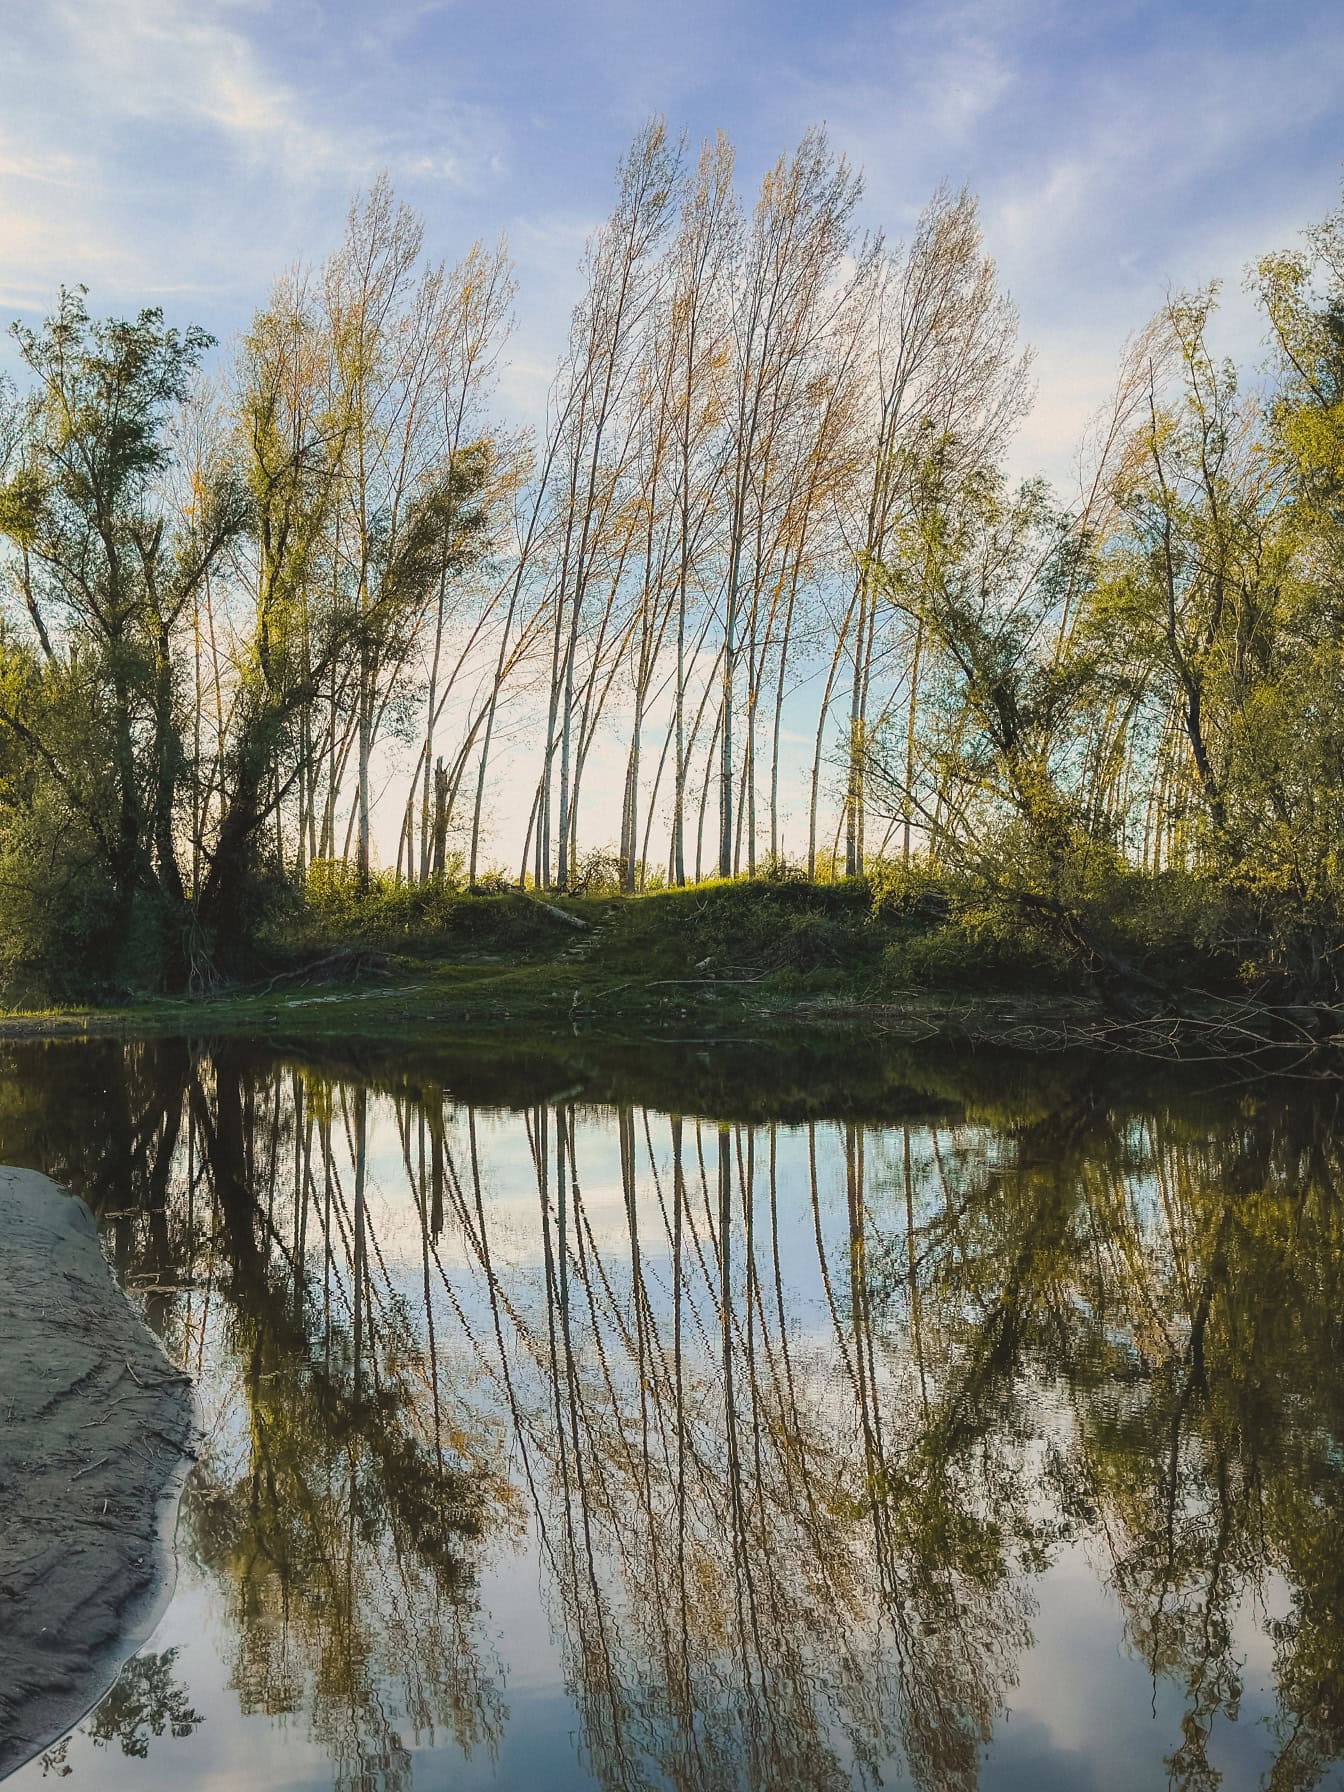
[835,988,1344,1076]
[528,899,589,932]
[1042,993,1344,1075]
[251,948,394,995]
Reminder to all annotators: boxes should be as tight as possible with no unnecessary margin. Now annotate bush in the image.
[756,851,809,885]
[865,855,1075,991]
[880,925,1073,992]
[1089,867,1321,996]
[867,856,951,922]
[285,862,562,959]
[471,868,513,894]
[635,878,880,975]
[569,847,623,896]
[0,800,125,1000]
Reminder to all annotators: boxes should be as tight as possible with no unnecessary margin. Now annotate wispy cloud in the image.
[1,0,1339,484]
[779,0,1344,482]
[44,0,343,175]
[0,0,513,334]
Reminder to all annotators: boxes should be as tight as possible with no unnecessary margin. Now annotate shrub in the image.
[569,847,623,896]
[645,878,880,975]
[867,856,951,923]
[0,799,124,999]
[880,923,1073,991]
[757,851,808,885]
[284,862,563,959]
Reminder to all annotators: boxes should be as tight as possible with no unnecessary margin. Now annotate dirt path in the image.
[0,1167,195,1778]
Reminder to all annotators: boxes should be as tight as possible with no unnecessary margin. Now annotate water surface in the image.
[2,1035,1342,1792]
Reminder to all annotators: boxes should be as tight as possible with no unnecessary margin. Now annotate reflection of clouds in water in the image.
[5,1038,1344,1792]
[979,1714,1104,1792]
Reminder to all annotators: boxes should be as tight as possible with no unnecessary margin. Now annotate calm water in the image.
[2,1034,1342,1792]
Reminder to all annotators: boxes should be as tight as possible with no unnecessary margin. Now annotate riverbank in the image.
[0,1168,196,1777]
[0,960,1329,1070]
[0,881,1337,1066]
[0,963,1106,1049]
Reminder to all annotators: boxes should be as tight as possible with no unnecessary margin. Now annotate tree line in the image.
[1,118,1341,993]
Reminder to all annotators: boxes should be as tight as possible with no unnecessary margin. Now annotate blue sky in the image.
[4,0,1342,486]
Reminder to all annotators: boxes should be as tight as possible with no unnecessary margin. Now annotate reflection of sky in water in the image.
[16,1541,1303,1791]
[7,1064,1344,1792]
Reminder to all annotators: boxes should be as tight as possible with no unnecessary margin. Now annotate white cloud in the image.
[0,0,515,342]
[46,0,343,175]
[790,0,1344,487]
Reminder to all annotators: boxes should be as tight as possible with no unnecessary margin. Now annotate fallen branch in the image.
[529,899,589,933]
[250,949,393,996]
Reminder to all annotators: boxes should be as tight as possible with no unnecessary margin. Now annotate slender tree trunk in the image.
[902,620,922,866]
[809,599,855,878]
[356,642,372,888]
[432,759,449,878]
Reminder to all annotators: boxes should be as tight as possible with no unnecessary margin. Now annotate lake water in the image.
[2,1033,1342,1792]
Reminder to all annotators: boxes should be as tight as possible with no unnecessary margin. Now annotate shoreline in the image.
[0,967,1335,1068]
[0,1168,196,1779]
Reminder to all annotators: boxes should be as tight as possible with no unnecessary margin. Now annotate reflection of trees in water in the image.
[85,1651,204,1758]
[19,1043,510,1792]
[446,1102,1033,1792]
[37,1651,203,1776]
[185,1065,514,1792]
[13,1042,1344,1791]
[863,1100,1344,1792]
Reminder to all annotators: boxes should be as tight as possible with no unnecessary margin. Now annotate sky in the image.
[3,0,1342,489]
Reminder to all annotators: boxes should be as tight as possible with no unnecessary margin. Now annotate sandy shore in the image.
[0,1167,195,1778]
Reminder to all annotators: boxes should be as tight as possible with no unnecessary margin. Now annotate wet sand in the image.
[0,1166,195,1778]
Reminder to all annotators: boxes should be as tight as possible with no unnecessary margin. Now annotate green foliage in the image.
[568,846,624,895]
[288,861,563,959]
[471,868,514,894]
[755,850,810,885]
[8,191,1344,1021]
[0,803,117,999]
[857,208,1344,1010]
[236,859,1321,1014]
[879,918,1073,992]
[0,290,247,994]
[0,791,189,1000]
[867,855,951,918]
[584,877,878,976]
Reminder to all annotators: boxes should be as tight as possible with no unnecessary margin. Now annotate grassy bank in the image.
[4,870,1317,1061]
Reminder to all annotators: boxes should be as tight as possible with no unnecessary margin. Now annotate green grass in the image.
[3,871,1334,1070]
[0,877,1100,1050]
